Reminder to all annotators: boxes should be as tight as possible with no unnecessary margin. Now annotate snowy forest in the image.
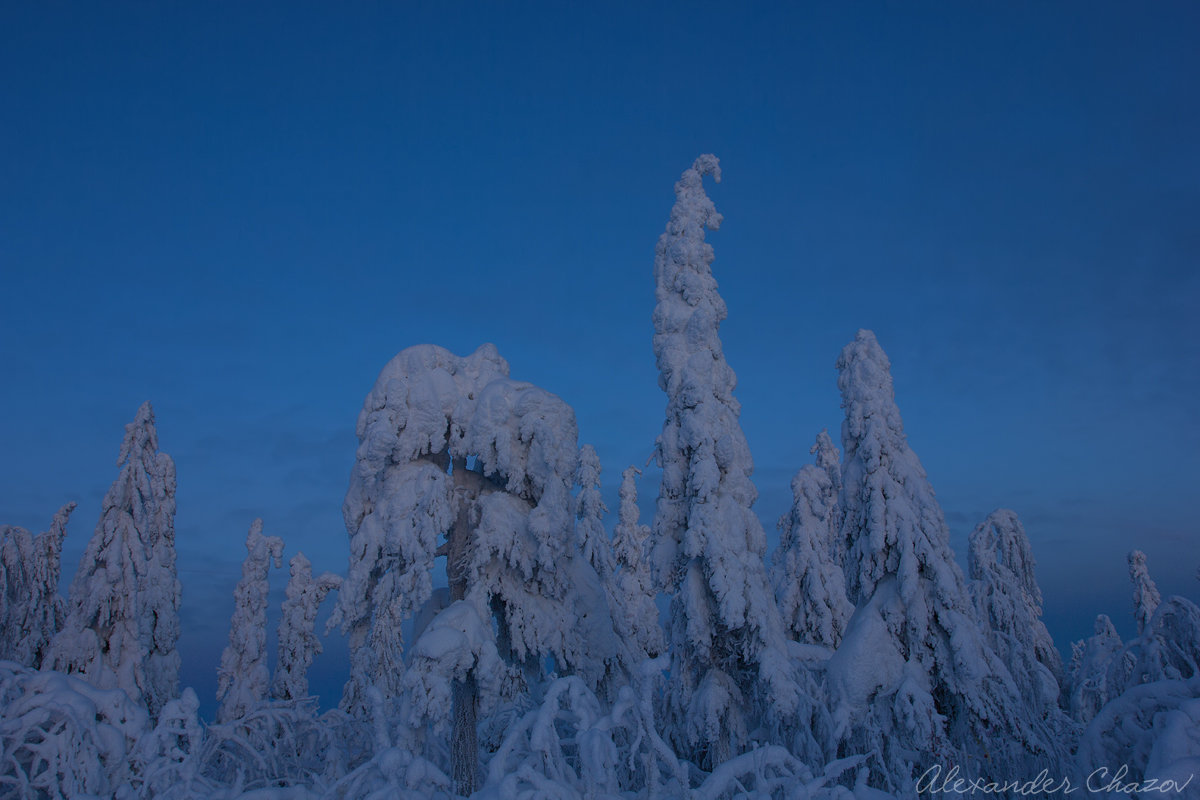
[2,156,1197,800]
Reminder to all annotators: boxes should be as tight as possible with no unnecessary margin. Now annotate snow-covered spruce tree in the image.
[611,466,664,663]
[573,444,628,700]
[1129,549,1163,636]
[811,430,842,528]
[0,502,75,669]
[1101,551,1200,701]
[1111,597,1200,693]
[47,402,180,721]
[1065,614,1124,725]
[650,154,801,769]
[575,444,612,580]
[273,551,342,702]
[216,518,284,722]
[331,343,616,796]
[771,431,852,649]
[829,330,1060,789]
[968,510,1066,712]
[1073,560,1200,791]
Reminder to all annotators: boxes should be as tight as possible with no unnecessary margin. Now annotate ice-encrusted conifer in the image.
[1099,552,1200,704]
[48,402,180,720]
[1065,614,1123,724]
[216,519,284,722]
[611,466,664,662]
[575,445,613,580]
[830,331,1059,788]
[331,343,613,796]
[0,503,75,669]
[572,444,628,698]
[650,155,799,768]
[811,429,842,519]
[969,510,1064,698]
[273,551,341,702]
[1129,550,1162,636]
[771,432,852,648]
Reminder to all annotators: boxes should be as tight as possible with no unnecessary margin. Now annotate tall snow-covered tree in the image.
[968,509,1067,725]
[273,551,341,702]
[575,445,612,579]
[572,444,628,699]
[1129,550,1163,636]
[0,503,75,669]
[331,343,615,796]
[811,429,842,522]
[1100,551,1200,704]
[650,154,799,768]
[611,466,664,663]
[48,402,180,720]
[1065,614,1124,725]
[216,518,284,722]
[829,330,1059,789]
[771,431,852,648]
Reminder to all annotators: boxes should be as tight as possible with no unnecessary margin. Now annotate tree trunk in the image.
[451,668,480,796]
[448,458,480,797]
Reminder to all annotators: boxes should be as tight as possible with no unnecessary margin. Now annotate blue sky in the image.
[2,3,1197,715]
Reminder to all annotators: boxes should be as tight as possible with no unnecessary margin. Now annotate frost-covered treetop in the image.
[652,154,762,576]
[0,502,76,669]
[836,330,904,472]
[968,508,1064,690]
[812,429,841,503]
[613,466,651,570]
[120,401,158,463]
[652,154,735,410]
[352,343,510,477]
[836,329,948,604]
[216,518,284,722]
[575,444,611,579]
[969,509,1043,610]
[1129,549,1163,636]
[351,342,577,506]
[772,430,851,648]
[49,401,180,721]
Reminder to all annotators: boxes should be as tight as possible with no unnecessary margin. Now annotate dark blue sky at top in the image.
[2,2,1197,715]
